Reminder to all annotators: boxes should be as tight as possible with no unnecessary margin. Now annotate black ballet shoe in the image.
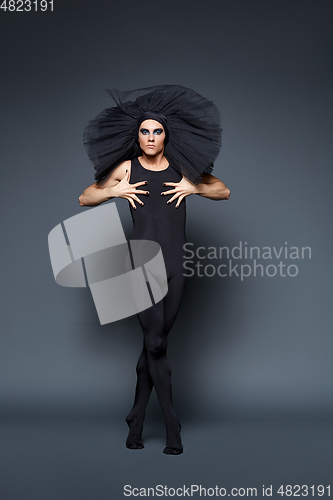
[164,420,183,455]
[126,441,144,450]
[125,415,144,450]
[163,446,183,455]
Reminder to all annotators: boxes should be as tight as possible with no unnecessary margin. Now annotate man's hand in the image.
[113,170,149,210]
[161,173,230,205]
[161,176,198,208]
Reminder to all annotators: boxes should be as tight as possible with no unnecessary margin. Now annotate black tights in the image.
[126,272,186,452]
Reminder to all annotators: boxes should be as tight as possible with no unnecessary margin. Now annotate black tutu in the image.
[83,85,222,185]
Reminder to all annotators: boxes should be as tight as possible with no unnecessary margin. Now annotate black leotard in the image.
[126,156,186,454]
[129,156,186,279]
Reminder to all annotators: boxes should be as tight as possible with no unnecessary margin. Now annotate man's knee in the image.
[145,337,167,358]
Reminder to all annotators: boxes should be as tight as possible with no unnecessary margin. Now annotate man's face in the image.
[138,119,166,156]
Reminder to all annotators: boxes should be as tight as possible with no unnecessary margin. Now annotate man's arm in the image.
[162,173,230,208]
[78,160,149,209]
[78,161,129,207]
[195,173,230,201]
[78,181,115,207]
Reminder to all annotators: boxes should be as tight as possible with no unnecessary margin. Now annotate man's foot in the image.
[163,446,183,455]
[164,419,182,455]
[125,415,144,450]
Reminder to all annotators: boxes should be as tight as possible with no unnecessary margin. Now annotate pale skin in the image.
[79,119,230,208]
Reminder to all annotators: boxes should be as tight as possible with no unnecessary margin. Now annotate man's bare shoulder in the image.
[96,160,131,187]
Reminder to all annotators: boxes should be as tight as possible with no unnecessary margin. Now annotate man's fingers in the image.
[124,196,136,210]
[133,181,148,188]
[134,189,149,195]
[131,194,145,206]
[175,195,184,208]
[166,193,179,204]
[161,188,177,196]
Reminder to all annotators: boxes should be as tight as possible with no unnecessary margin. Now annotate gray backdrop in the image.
[1,0,332,498]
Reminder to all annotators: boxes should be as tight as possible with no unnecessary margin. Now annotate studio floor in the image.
[0,415,332,500]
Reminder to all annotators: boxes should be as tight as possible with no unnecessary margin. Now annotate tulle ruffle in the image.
[83,85,222,185]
